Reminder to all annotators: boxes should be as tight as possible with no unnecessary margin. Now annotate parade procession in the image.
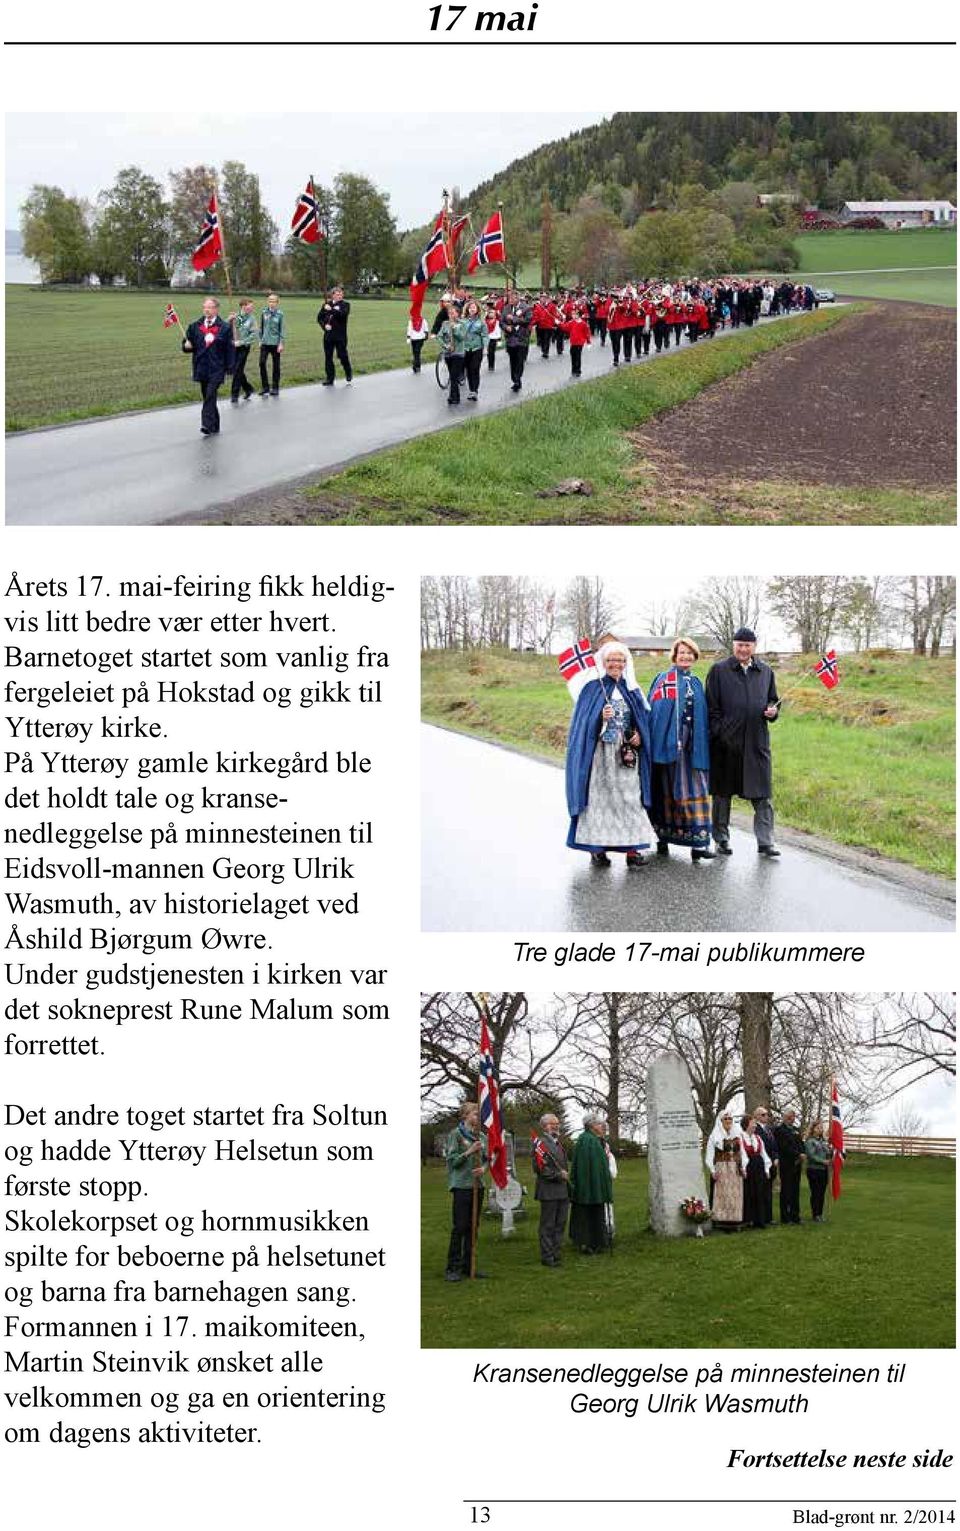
[170,180,823,433]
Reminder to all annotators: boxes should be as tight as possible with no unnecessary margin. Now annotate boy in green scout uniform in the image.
[259,292,286,397]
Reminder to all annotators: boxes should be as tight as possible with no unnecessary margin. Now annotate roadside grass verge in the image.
[308,308,858,524]
[420,649,956,876]
[421,1153,956,1349]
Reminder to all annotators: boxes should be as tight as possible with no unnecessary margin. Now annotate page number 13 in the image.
[470,1511,491,1525]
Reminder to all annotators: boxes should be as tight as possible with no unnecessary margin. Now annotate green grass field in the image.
[421,1153,955,1348]
[421,649,956,876]
[787,229,956,307]
[4,288,415,431]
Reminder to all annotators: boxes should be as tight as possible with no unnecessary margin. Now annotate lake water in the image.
[6,254,41,284]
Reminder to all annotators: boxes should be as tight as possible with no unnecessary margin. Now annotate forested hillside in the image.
[465,112,957,219]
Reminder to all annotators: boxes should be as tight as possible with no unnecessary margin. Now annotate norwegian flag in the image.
[830,1080,845,1200]
[650,668,678,703]
[478,1012,508,1191]
[558,637,597,700]
[530,1132,548,1172]
[291,179,323,244]
[191,193,223,272]
[815,650,840,690]
[413,211,469,285]
[162,303,180,329]
[467,209,505,274]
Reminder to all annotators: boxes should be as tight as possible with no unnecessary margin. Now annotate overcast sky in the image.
[5,111,609,231]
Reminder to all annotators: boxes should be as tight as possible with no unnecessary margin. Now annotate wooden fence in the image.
[845,1134,955,1158]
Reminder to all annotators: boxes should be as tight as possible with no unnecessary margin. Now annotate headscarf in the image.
[705,1110,737,1172]
[594,641,649,710]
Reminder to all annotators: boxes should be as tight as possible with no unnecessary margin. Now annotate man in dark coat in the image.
[706,628,781,856]
[182,296,235,435]
[773,1108,805,1224]
[533,1114,569,1268]
[754,1105,779,1226]
[317,286,353,386]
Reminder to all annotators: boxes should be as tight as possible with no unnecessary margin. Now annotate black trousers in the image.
[808,1166,828,1219]
[538,1196,569,1265]
[674,324,684,347]
[653,322,668,351]
[569,344,583,376]
[410,338,425,372]
[610,331,622,364]
[537,325,551,358]
[554,328,564,354]
[597,319,607,345]
[486,338,498,370]
[622,330,633,362]
[446,353,465,404]
[231,346,254,400]
[762,1166,776,1225]
[464,349,482,395]
[507,344,527,385]
[447,1186,483,1274]
[779,1160,802,1223]
[638,329,651,355]
[712,794,775,847]
[259,344,281,391]
[324,333,352,382]
[199,377,222,433]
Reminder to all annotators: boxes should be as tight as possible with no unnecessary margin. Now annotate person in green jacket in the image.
[258,292,286,397]
[461,298,486,401]
[229,299,257,403]
[804,1121,833,1222]
[438,301,468,408]
[444,1101,488,1281]
[568,1113,614,1253]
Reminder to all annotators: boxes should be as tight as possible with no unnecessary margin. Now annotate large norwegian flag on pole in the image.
[557,637,597,701]
[291,179,323,244]
[830,1080,845,1200]
[409,211,468,324]
[467,209,505,273]
[191,193,223,272]
[477,1006,508,1191]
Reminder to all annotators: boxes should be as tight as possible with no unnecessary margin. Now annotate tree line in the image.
[420,575,957,658]
[20,163,402,290]
[420,991,955,1152]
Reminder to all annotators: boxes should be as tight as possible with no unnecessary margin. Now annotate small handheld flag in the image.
[467,209,505,274]
[558,637,597,700]
[191,194,223,273]
[650,668,678,703]
[531,1132,548,1172]
[162,303,181,330]
[291,179,323,245]
[830,1080,845,1200]
[815,650,840,690]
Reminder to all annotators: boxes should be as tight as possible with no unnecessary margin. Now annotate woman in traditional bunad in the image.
[648,637,714,861]
[565,640,654,870]
[705,1111,744,1231]
[739,1114,772,1229]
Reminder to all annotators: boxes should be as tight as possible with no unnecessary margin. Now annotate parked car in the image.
[814,287,837,303]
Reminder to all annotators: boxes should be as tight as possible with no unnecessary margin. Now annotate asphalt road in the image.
[6,308,817,527]
[420,726,954,934]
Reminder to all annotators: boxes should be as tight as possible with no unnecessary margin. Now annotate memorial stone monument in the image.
[646,1052,708,1236]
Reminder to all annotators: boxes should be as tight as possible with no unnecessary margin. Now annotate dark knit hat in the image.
[733,627,757,643]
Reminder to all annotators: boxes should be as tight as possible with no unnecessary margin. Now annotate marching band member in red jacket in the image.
[559,309,592,376]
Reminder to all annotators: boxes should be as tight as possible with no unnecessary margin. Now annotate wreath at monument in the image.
[679,1195,711,1230]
